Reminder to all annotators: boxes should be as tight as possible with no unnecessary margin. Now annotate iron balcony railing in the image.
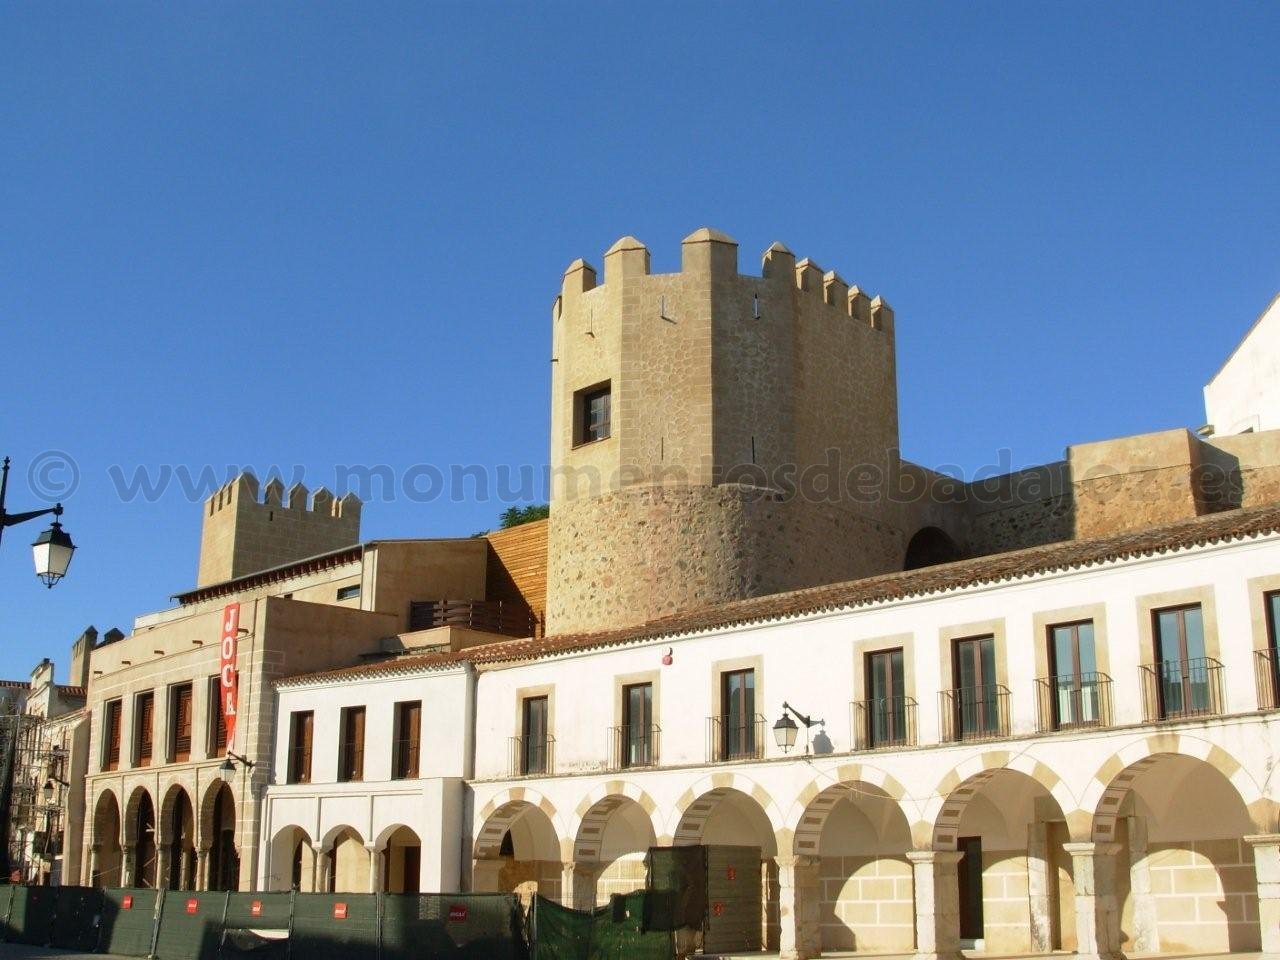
[851,696,918,751]
[706,714,765,763]
[608,724,661,770]
[939,683,1011,742]
[391,737,421,780]
[1034,672,1113,732]
[1256,649,1280,711]
[1139,656,1224,721]
[409,599,538,638]
[286,746,312,784]
[509,734,555,777]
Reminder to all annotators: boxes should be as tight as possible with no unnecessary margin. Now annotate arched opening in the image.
[903,526,962,570]
[935,768,1070,954]
[381,825,422,894]
[132,791,158,888]
[674,786,780,953]
[204,783,239,892]
[795,780,914,954]
[473,800,562,903]
[267,825,314,892]
[92,792,123,887]
[161,786,196,890]
[1094,753,1260,954]
[573,795,657,907]
[326,826,369,894]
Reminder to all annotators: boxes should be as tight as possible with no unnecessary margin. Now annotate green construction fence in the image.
[531,893,673,960]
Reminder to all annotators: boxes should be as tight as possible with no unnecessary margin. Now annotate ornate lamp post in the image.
[0,457,77,587]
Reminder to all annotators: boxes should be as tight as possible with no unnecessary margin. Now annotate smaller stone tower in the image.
[196,472,361,587]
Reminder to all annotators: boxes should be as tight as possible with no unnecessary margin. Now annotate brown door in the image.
[401,846,420,894]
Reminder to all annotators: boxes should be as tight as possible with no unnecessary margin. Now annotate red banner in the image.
[220,603,240,753]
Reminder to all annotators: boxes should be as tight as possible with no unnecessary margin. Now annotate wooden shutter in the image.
[209,676,228,752]
[349,707,365,781]
[105,701,122,771]
[173,685,192,761]
[290,712,313,783]
[137,693,154,765]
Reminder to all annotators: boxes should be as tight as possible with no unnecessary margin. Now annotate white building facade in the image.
[260,505,1280,960]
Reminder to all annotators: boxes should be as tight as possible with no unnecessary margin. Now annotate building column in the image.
[87,844,101,886]
[777,854,821,960]
[366,844,383,893]
[1065,842,1124,960]
[311,844,328,892]
[1027,823,1054,952]
[471,858,504,894]
[1125,816,1158,953]
[122,844,138,888]
[560,860,599,910]
[181,846,196,889]
[1246,835,1280,960]
[156,844,172,890]
[907,850,963,960]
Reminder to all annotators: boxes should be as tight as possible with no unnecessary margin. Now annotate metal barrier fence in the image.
[0,886,526,960]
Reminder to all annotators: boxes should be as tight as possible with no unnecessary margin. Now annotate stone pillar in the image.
[366,844,383,893]
[312,843,328,893]
[1245,834,1280,960]
[471,858,505,894]
[560,861,599,909]
[777,855,822,960]
[196,845,210,891]
[182,846,196,889]
[87,844,101,886]
[122,844,137,888]
[156,845,172,890]
[907,850,964,960]
[1065,842,1124,960]
[1027,823,1054,952]
[1125,816,1159,953]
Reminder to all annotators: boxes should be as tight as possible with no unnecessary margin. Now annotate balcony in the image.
[608,724,661,770]
[706,714,765,763]
[1256,649,1279,710]
[1139,657,1224,722]
[851,696,918,751]
[509,734,555,777]
[939,684,1011,742]
[408,599,538,638]
[1034,672,1113,732]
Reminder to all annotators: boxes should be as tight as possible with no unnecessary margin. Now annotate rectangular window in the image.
[1153,604,1211,717]
[169,683,193,762]
[1047,621,1101,728]
[521,696,549,775]
[103,699,122,771]
[721,669,756,759]
[338,706,366,782]
[621,683,654,767]
[392,701,422,780]
[207,676,228,755]
[336,584,360,601]
[574,382,611,445]
[134,691,155,766]
[865,648,906,748]
[288,711,313,784]
[1265,591,1280,708]
[953,636,998,738]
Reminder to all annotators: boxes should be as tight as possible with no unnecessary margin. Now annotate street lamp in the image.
[42,778,69,805]
[0,457,77,588]
[218,751,255,784]
[773,701,824,755]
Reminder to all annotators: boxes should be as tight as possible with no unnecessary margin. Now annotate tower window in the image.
[574,382,611,446]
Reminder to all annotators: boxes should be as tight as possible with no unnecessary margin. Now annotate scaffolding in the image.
[0,703,69,884]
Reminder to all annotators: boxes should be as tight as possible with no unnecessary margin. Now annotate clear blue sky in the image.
[2,2,1278,683]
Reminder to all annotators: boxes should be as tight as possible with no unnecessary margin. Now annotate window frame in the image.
[102,698,122,772]
[207,675,228,756]
[338,706,366,783]
[287,710,314,785]
[392,700,422,780]
[168,682,194,763]
[573,381,612,447]
[864,647,906,748]
[520,695,549,775]
[134,690,155,767]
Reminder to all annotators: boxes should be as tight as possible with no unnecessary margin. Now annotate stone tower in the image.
[545,228,904,635]
[196,472,361,587]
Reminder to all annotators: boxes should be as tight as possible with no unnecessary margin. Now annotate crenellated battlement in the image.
[197,471,361,587]
[205,472,360,520]
[552,228,893,333]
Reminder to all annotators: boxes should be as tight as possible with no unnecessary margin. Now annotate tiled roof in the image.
[278,502,1280,687]
[57,685,87,699]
